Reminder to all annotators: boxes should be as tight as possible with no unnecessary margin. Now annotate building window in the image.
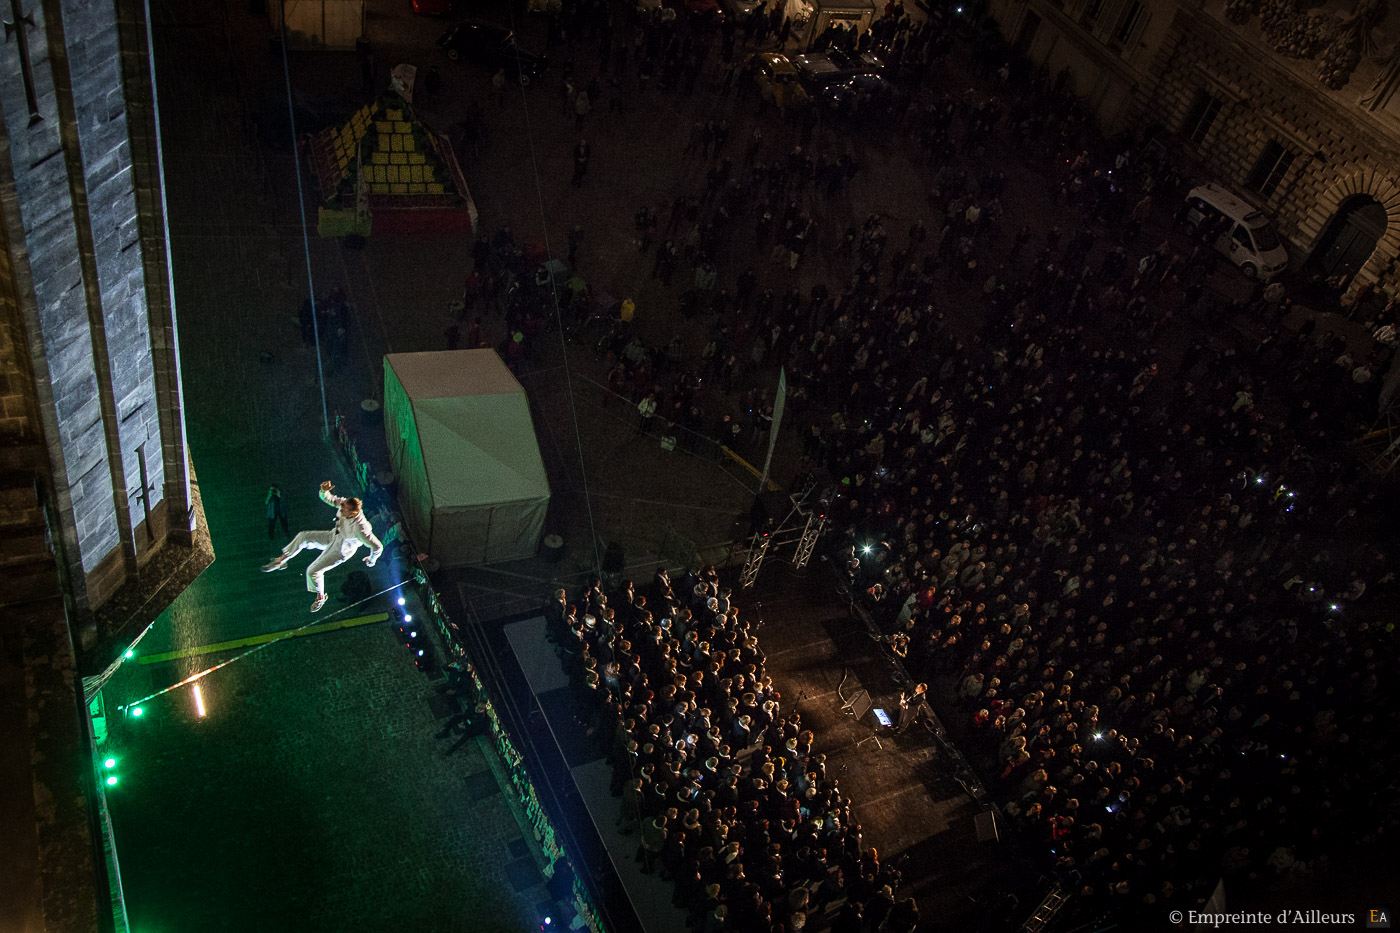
[1245,140,1296,197]
[1182,90,1222,147]
[1080,0,1105,29]
[1111,1,1147,50]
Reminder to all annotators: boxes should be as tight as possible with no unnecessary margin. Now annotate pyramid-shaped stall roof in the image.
[308,98,473,212]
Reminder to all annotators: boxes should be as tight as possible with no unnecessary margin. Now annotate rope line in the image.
[277,0,330,438]
[116,581,408,711]
[500,5,603,577]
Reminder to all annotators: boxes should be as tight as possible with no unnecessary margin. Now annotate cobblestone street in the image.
[104,625,539,932]
[93,0,1397,927]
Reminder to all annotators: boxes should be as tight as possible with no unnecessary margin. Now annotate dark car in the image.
[818,73,891,116]
[792,49,886,91]
[437,22,549,83]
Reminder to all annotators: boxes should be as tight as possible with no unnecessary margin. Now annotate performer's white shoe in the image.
[310,593,327,613]
[261,555,289,572]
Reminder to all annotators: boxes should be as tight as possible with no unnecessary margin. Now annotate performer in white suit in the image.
[263,481,383,612]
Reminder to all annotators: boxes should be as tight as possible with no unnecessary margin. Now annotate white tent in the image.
[383,350,551,567]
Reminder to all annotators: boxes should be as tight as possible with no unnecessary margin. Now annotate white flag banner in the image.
[758,367,787,493]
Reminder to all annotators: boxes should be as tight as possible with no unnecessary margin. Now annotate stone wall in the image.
[115,0,194,546]
[1135,5,1400,293]
[988,0,1179,133]
[0,239,40,442]
[60,0,168,564]
[0,0,124,603]
[0,0,187,613]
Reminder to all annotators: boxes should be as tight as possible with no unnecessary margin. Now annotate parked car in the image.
[817,73,890,114]
[682,0,722,15]
[721,0,763,17]
[751,53,810,109]
[792,49,886,90]
[437,22,549,83]
[1181,183,1288,280]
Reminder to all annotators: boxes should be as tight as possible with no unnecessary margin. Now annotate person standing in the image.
[574,87,591,131]
[637,812,667,874]
[491,67,506,107]
[572,139,591,186]
[262,481,383,612]
[266,484,290,540]
[637,391,658,434]
[897,682,928,732]
[438,700,490,756]
[568,224,585,264]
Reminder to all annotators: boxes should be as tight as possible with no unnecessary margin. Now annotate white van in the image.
[1182,184,1289,281]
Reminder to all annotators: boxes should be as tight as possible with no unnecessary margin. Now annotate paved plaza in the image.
[97,0,1394,929]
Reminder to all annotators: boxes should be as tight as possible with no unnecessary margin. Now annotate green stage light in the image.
[124,649,135,659]
[131,706,144,718]
[103,757,117,769]
[105,775,119,787]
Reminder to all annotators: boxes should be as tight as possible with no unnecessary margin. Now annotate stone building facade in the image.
[0,0,211,928]
[0,0,208,630]
[1134,0,1400,294]
[990,0,1400,294]
[985,0,1176,132]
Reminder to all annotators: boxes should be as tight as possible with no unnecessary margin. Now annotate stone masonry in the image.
[0,2,210,927]
[1133,0,1400,293]
[0,0,195,617]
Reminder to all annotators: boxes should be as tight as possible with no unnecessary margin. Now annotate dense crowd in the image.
[826,247,1397,918]
[546,571,921,932]
[793,66,1399,933]
[496,0,1400,925]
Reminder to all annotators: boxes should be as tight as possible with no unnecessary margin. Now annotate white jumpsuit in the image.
[281,489,385,596]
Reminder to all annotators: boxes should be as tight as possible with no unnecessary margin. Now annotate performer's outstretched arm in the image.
[319,480,344,508]
[360,529,384,567]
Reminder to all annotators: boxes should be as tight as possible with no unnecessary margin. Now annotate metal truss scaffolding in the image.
[738,481,828,589]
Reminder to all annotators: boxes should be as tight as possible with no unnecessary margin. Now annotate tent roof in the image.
[385,351,550,509]
[390,348,525,399]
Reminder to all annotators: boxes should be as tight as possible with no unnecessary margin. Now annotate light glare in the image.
[193,685,207,718]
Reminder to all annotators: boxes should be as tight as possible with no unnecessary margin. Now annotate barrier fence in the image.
[334,410,606,933]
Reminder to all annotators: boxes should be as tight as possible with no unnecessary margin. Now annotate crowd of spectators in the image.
[791,69,1400,931]
[500,0,1400,925]
[546,570,922,932]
